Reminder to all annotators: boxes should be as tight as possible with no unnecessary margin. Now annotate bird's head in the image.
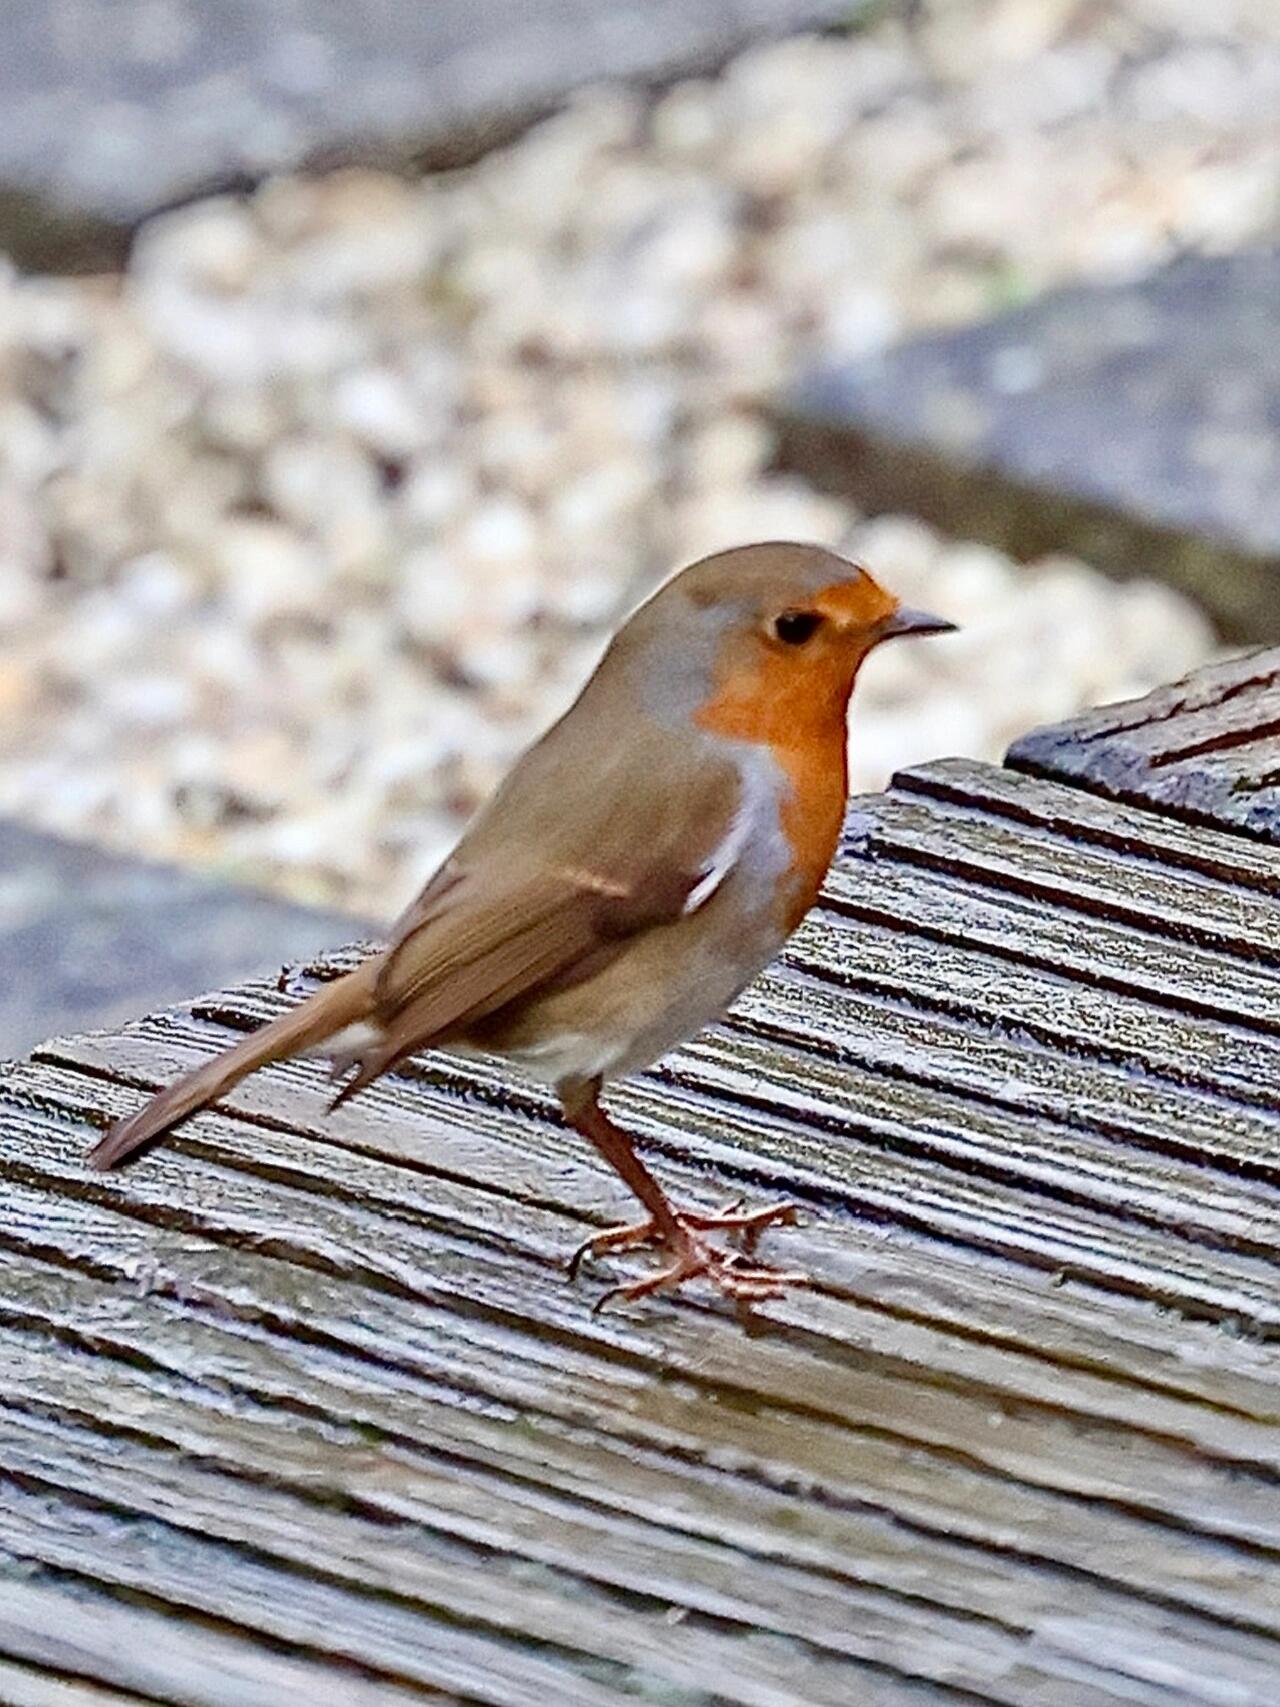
[617,541,955,742]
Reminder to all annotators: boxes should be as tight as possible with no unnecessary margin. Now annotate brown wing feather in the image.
[332,754,743,1100]
[333,862,698,1103]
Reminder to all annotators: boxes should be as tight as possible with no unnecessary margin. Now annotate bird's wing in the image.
[339,742,745,1096]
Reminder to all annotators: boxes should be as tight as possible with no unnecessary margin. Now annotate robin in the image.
[89,542,954,1309]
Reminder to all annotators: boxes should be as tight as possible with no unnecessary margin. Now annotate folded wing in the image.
[334,753,744,1098]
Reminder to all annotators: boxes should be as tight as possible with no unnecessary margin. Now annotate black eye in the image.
[772,609,823,646]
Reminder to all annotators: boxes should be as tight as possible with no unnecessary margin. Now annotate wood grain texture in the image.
[1008,648,1280,839]
[1,759,1278,1705]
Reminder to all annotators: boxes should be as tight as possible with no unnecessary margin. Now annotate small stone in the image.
[399,462,473,534]
[117,552,199,617]
[213,518,326,623]
[395,546,469,646]
[683,414,771,490]
[332,367,426,460]
[650,80,720,160]
[457,496,537,566]
[262,435,382,531]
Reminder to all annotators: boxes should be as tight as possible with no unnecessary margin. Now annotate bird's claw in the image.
[591,1232,809,1314]
[568,1198,807,1312]
[567,1196,801,1279]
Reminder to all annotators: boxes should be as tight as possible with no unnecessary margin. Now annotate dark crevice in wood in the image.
[895,766,1280,895]
[813,888,1279,1038]
[0,1654,174,1706]
[784,945,1279,1114]
[831,832,1276,968]
[1006,752,1280,849]
[0,1555,456,1702]
[1147,715,1280,771]
[1069,664,1280,746]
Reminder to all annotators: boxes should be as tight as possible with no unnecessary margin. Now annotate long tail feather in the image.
[88,960,379,1171]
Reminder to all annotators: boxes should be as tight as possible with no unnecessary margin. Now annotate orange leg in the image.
[559,1079,809,1313]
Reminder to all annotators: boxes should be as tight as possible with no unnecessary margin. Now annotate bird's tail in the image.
[88,960,379,1171]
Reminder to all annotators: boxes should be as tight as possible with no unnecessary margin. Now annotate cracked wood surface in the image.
[1008,647,1280,841]
[0,755,1277,1705]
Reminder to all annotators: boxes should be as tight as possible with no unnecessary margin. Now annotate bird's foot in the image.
[567,1196,799,1278]
[568,1199,808,1312]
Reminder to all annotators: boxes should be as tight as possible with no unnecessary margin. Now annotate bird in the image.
[89,541,955,1310]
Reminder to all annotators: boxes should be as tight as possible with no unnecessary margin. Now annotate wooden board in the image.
[1008,647,1280,841]
[1,759,1278,1705]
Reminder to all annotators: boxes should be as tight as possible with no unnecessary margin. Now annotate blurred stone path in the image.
[778,252,1280,643]
[0,0,856,268]
[0,819,369,1055]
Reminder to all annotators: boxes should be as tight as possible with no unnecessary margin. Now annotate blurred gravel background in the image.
[3,0,1273,916]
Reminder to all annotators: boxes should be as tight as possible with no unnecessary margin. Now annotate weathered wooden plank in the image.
[5,1125,1280,1532]
[0,1441,950,1707]
[1111,696,1280,766]
[2,1398,1197,1707]
[0,1485,667,1707]
[28,1022,1280,1349]
[34,1006,1280,1398]
[821,859,1275,1030]
[6,1124,1280,1488]
[4,1079,1280,1600]
[71,948,1280,1240]
[4,752,1278,1705]
[14,1041,1280,1435]
[51,992,1280,1278]
[85,961,1280,1272]
[676,1019,1280,1254]
[0,1657,163,1707]
[1008,649,1280,839]
[0,1556,439,1707]
[46,988,1280,1381]
[4,1313,1259,1685]
[786,916,1279,1107]
[839,787,1278,962]
[735,969,1280,1190]
[3,1263,1280,1688]
[897,759,1280,893]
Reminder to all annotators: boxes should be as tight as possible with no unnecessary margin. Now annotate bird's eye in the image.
[772,609,824,646]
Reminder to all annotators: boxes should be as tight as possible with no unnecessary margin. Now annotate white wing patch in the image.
[550,863,632,899]
[683,759,768,915]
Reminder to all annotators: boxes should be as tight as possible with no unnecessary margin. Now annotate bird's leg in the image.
[559,1078,808,1309]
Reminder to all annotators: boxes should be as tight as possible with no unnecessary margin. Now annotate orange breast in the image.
[773,731,847,930]
[694,661,848,934]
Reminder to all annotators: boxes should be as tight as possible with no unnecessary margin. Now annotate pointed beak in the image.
[876,605,958,642]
